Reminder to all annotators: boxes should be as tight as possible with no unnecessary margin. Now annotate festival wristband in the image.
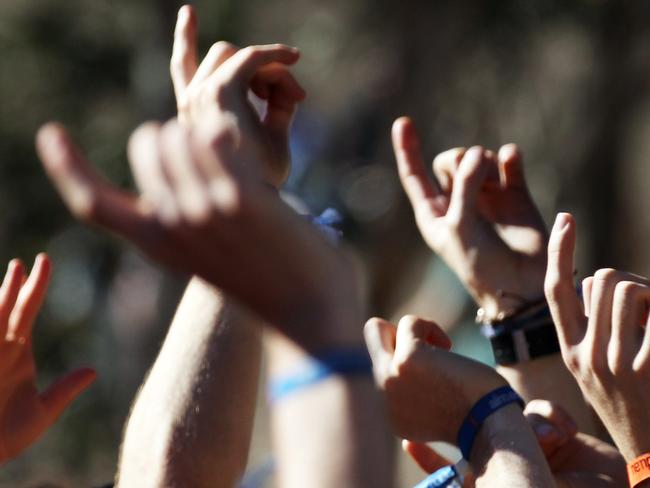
[627,453,650,487]
[457,385,524,460]
[268,346,372,403]
[308,207,343,244]
[413,460,468,488]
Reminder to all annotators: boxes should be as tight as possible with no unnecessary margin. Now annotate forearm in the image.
[267,333,394,488]
[117,277,261,487]
[472,404,556,487]
[497,355,596,436]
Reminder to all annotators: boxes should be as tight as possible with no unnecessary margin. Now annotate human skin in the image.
[545,212,650,487]
[0,254,95,463]
[391,116,594,434]
[365,314,556,487]
[404,399,625,488]
[116,11,391,486]
[38,56,394,487]
[116,278,261,487]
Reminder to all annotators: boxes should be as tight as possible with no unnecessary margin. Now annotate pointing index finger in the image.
[392,117,446,219]
[544,213,585,347]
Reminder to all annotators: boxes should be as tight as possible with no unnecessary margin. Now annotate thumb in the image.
[364,317,397,384]
[402,439,451,474]
[41,367,97,422]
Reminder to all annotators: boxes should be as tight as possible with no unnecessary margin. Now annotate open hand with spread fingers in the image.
[171,5,306,187]
[392,117,547,319]
[545,212,650,463]
[0,254,96,462]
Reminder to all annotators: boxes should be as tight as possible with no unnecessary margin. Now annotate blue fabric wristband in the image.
[268,346,373,403]
[308,207,343,244]
[457,385,524,460]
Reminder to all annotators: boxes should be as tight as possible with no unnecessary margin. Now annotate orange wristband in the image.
[627,453,650,487]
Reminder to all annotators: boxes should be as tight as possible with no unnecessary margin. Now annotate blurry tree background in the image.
[1,0,649,486]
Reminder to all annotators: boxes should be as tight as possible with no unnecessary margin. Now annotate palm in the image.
[0,255,95,463]
[0,346,46,458]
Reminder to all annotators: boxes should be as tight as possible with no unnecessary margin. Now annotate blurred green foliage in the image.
[0,0,649,485]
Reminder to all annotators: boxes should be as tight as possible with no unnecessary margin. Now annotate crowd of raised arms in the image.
[2,5,649,488]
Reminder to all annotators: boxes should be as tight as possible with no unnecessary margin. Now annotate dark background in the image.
[1,0,649,485]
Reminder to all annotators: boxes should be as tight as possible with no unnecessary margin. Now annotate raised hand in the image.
[545,212,650,462]
[170,5,306,187]
[0,254,96,462]
[363,314,506,443]
[392,117,547,318]
[37,118,360,353]
[403,399,625,488]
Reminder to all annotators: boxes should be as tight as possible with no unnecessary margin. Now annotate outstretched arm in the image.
[117,9,305,485]
[117,278,261,487]
[391,117,594,434]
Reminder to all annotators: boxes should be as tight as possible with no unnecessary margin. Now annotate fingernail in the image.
[554,212,571,231]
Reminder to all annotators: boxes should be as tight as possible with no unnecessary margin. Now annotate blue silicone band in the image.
[268,346,372,403]
[457,385,524,460]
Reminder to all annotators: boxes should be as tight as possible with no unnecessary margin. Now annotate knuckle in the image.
[208,40,230,54]
[562,349,582,376]
[544,273,564,300]
[184,201,213,228]
[593,267,618,284]
[73,192,100,224]
[211,180,244,218]
[239,45,258,61]
[615,280,640,303]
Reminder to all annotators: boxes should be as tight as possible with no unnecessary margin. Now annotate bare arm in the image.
[267,331,394,488]
[117,277,261,487]
[365,315,555,487]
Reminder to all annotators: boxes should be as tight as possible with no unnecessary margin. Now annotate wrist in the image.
[471,403,551,484]
[470,403,529,465]
[476,289,546,323]
[627,453,650,487]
